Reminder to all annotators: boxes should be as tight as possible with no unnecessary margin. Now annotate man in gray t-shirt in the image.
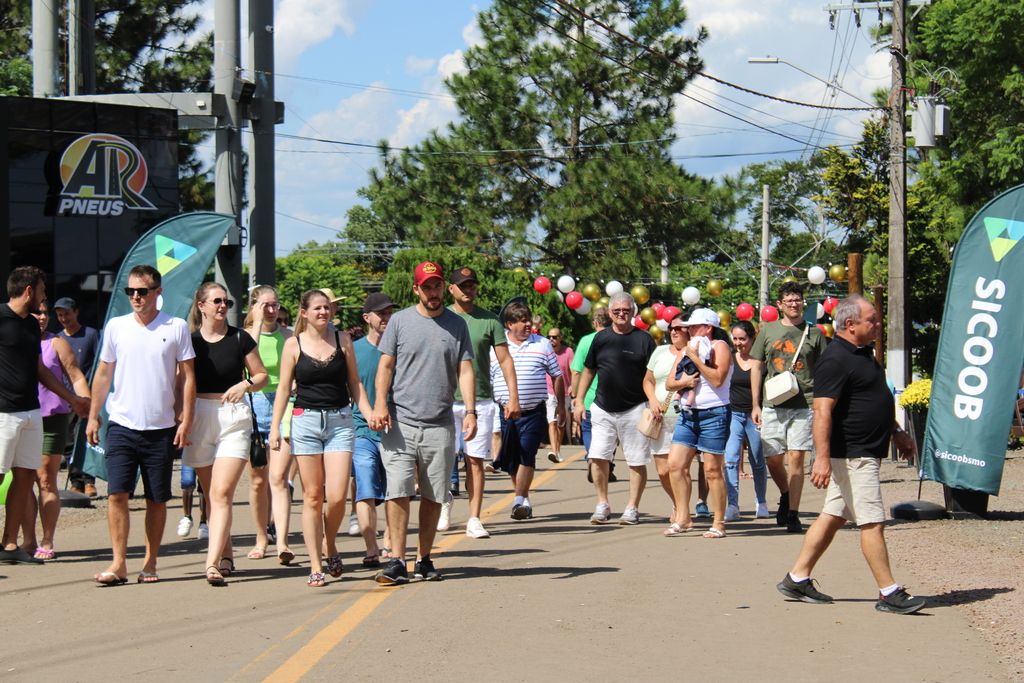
[370,261,476,584]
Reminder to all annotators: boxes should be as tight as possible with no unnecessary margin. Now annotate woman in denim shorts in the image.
[243,285,294,563]
[667,308,734,539]
[270,290,373,587]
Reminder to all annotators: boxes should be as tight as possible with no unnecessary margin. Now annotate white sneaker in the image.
[197,522,209,540]
[437,491,454,532]
[619,506,640,525]
[755,503,770,519]
[466,517,490,538]
[176,516,193,537]
[348,513,361,536]
[547,451,563,463]
[725,505,742,522]
[485,462,496,473]
[590,503,611,524]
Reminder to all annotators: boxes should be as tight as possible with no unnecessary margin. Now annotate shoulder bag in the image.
[239,330,268,469]
[763,323,810,405]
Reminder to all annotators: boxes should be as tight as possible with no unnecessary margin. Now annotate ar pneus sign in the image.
[56,134,157,216]
[921,183,1024,495]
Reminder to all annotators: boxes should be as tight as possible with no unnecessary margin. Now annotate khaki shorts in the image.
[381,420,456,503]
[0,409,43,474]
[821,457,885,526]
[761,406,814,457]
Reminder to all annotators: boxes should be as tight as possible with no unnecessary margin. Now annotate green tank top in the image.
[257,325,287,393]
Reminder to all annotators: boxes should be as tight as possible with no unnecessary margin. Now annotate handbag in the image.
[238,331,268,469]
[764,324,810,405]
[637,388,676,440]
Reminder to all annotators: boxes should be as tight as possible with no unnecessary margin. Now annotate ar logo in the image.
[57,134,157,216]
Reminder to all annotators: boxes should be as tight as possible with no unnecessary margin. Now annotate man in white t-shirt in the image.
[87,265,196,585]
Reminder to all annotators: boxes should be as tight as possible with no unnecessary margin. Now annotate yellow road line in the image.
[252,451,584,683]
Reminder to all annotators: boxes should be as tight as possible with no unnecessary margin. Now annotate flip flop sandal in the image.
[380,548,392,559]
[219,558,236,577]
[307,572,325,587]
[94,572,128,586]
[34,547,55,560]
[702,526,726,539]
[247,546,267,560]
[663,524,693,536]
[137,571,160,583]
[279,549,295,565]
[206,566,226,586]
[327,554,344,578]
[362,555,381,568]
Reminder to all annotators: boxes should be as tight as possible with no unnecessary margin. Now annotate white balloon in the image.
[555,291,563,302]
[557,275,576,294]
[682,286,701,305]
[575,298,592,315]
[816,303,825,320]
[808,266,827,285]
[656,319,669,331]
[605,280,624,296]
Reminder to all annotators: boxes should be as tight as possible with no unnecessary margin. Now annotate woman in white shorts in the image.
[184,282,269,585]
[643,313,698,535]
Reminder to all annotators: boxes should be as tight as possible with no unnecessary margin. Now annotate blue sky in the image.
[206,1,890,255]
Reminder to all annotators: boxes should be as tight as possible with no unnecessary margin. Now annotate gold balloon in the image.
[782,275,798,284]
[822,323,835,338]
[649,326,664,340]
[640,307,658,325]
[630,285,650,305]
[717,310,731,327]
[829,265,847,283]
[512,267,528,275]
[582,283,602,301]
[596,296,610,310]
[707,279,724,297]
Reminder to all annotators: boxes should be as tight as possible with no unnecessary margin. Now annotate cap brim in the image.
[498,295,528,324]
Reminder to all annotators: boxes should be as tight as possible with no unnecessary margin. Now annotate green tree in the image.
[359,0,730,279]
[0,58,31,96]
[275,242,367,329]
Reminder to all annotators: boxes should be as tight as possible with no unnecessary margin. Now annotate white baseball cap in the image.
[680,308,720,327]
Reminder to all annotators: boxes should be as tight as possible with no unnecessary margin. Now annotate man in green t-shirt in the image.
[570,306,616,483]
[750,282,828,534]
[440,267,520,539]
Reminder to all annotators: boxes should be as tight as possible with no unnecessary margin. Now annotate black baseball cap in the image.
[54,297,77,310]
[362,292,394,314]
[450,267,479,286]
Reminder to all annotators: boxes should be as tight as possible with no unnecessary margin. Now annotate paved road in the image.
[0,446,1004,682]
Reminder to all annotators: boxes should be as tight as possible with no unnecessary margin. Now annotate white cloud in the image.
[405,56,437,76]
[275,0,374,73]
[462,7,483,46]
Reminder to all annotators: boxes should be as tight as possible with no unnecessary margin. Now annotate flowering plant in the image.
[898,379,932,411]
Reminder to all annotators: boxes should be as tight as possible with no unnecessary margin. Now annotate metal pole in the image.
[31,0,60,97]
[887,0,910,388]
[247,0,276,288]
[214,0,244,325]
[760,184,771,308]
[67,0,96,95]
[660,245,668,284]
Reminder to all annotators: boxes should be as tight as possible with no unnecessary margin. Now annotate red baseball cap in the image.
[414,261,444,286]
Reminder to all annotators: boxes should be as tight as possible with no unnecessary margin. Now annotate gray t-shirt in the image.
[378,305,474,427]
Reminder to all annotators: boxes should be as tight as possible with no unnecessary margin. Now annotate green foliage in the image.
[358,0,732,278]
[275,242,367,330]
[0,58,31,96]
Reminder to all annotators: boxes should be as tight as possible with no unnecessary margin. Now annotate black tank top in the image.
[294,331,351,410]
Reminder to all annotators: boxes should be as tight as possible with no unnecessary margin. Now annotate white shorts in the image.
[761,406,814,457]
[546,394,570,425]
[0,409,43,474]
[493,404,503,434]
[822,457,885,525]
[650,412,679,455]
[453,400,496,459]
[588,403,652,466]
[183,398,252,468]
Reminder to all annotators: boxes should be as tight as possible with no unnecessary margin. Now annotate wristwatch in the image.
[466,410,478,416]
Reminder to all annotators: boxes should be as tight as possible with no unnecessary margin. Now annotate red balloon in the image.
[823,296,839,314]
[652,302,665,315]
[761,305,779,322]
[565,291,583,310]
[633,315,650,331]
[816,324,827,335]
[736,303,754,321]
[533,277,551,294]
[661,306,681,322]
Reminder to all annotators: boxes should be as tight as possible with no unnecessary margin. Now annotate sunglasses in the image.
[669,326,686,332]
[204,297,235,309]
[548,335,561,339]
[124,287,153,297]
[610,308,632,315]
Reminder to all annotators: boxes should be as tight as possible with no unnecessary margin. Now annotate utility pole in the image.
[760,184,770,309]
[247,0,276,288]
[67,0,96,95]
[888,0,910,389]
[31,0,59,96]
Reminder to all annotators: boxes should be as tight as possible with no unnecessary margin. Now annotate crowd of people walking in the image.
[0,261,926,613]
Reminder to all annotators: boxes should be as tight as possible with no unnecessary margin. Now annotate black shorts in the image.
[105,422,177,503]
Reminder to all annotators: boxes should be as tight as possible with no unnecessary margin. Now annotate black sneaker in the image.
[450,480,460,497]
[876,588,927,614]
[413,558,442,581]
[267,522,277,544]
[511,504,531,520]
[375,558,409,585]
[776,492,790,527]
[777,574,833,604]
[786,511,803,533]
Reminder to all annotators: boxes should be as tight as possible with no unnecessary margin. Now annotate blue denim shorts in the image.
[290,407,355,455]
[352,436,386,502]
[249,391,276,439]
[671,405,732,456]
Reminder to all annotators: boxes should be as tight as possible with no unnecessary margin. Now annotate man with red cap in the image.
[369,262,476,584]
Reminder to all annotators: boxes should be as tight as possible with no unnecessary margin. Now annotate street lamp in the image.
[748,56,876,108]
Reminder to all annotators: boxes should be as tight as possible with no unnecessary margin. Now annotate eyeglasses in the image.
[204,298,235,309]
[780,299,803,306]
[610,308,632,315]
[124,287,152,297]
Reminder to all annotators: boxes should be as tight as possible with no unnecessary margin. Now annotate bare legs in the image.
[203,457,248,573]
[465,456,486,518]
[248,465,270,551]
[322,451,353,558]
[703,452,727,533]
[268,439,294,556]
[94,492,166,580]
[19,453,62,556]
[294,453,325,575]
[667,444,695,529]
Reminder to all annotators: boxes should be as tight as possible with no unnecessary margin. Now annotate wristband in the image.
[466,410,478,416]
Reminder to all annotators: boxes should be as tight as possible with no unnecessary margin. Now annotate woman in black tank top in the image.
[270,289,372,587]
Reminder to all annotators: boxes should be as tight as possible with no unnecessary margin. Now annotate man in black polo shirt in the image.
[776,295,926,614]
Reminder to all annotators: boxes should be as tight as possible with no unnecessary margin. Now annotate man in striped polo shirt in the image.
[490,301,564,520]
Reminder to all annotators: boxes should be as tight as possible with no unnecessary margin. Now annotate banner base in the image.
[943,485,990,519]
[891,500,949,521]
